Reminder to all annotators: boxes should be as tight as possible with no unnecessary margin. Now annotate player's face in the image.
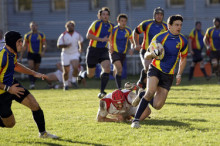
[155,13,164,23]
[196,23,201,30]
[113,102,123,110]
[100,11,109,22]
[30,23,38,32]
[118,18,127,29]
[16,38,23,53]
[214,21,220,28]
[169,20,182,35]
[67,23,74,32]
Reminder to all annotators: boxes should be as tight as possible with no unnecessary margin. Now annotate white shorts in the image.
[61,52,80,66]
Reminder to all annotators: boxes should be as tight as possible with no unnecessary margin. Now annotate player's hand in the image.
[79,48,82,53]
[34,73,48,80]
[40,52,45,57]
[176,74,182,85]
[101,36,109,42]
[8,83,25,98]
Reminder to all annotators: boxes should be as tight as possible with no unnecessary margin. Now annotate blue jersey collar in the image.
[4,47,15,57]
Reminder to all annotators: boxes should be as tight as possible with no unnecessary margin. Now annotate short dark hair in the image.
[195,21,201,26]
[213,17,220,23]
[117,13,128,21]
[167,15,183,25]
[99,7,110,16]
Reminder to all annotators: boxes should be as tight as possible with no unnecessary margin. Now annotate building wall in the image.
[6,0,220,40]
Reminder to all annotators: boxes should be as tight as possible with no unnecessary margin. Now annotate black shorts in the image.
[147,65,174,91]
[110,51,126,65]
[210,50,220,60]
[192,49,203,63]
[28,53,41,64]
[86,46,110,68]
[0,79,30,118]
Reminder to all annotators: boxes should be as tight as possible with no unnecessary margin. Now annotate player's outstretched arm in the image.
[14,62,47,80]
[176,56,187,85]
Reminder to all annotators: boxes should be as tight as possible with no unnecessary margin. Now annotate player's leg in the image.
[99,59,111,97]
[113,60,123,89]
[70,59,80,88]
[21,94,58,138]
[152,87,169,110]
[62,65,70,90]
[188,61,195,81]
[27,53,35,89]
[199,60,210,80]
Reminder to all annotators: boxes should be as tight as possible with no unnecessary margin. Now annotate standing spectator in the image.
[133,7,167,89]
[57,21,83,90]
[203,17,220,83]
[188,21,210,81]
[20,21,47,89]
[131,15,188,128]
[78,7,114,98]
[0,29,4,49]
[109,14,135,89]
[0,31,58,138]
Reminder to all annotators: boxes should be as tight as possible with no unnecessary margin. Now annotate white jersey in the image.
[57,31,83,54]
[97,89,137,118]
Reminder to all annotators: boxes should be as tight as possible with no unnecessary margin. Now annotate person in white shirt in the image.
[0,29,4,49]
[57,21,83,90]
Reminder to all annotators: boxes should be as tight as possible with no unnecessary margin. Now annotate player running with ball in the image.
[131,15,188,128]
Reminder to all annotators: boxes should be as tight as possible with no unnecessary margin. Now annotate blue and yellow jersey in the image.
[137,19,167,50]
[204,27,220,51]
[0,47,17,94]
[24,31,46,54]
[88,20,114,48]
[189,29,204,50]
[150,31,188,74]
[111,25,132,54]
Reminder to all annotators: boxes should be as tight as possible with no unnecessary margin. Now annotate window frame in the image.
[51,0,66,12]
[130,0,146,9]
[15,0,32,13]
[167,0,185,8]
[206,0,220,6]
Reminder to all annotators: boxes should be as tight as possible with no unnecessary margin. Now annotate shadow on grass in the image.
[29,138,107,146]
[171,88,199,91]
[141,119,190,127]
[169,97,220,100]
[166,102,220,107]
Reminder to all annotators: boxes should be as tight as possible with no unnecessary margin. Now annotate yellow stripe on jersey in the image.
[113,29,118,52]
[210,29,217,51]
[0,50,9,94]
[143,23,153,49]
[92,23,103,47]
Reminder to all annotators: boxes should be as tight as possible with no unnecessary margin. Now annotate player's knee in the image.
[153,102,164,110]
[144,90,155,100]
[5,120,16,128]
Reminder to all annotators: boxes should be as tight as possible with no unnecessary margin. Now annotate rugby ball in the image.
[148,41,164,60]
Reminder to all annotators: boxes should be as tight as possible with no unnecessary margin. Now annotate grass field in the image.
[0,75,219,146]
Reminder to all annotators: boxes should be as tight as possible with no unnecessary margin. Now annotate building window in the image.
[90,0,107,10]
[131,0,145,9]
[167,0,185,8]
[52,0,66,11]
[16,0,32,12]
[206,0,220,5]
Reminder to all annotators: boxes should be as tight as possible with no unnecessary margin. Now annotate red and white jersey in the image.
[97,89,137,118]
[57,31,83,54]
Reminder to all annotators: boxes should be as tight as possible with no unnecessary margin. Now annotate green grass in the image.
[0,75,219,146]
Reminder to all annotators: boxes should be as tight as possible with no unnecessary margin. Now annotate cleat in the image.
[131,121,140,128]
[29,84,35,89]
[132,88,145,107]
[124,82,139,91]
[63,86,69,91]
[98,92,107,99]
[39,131,58,139]
[71,82,78,88]
[77,71,84,84]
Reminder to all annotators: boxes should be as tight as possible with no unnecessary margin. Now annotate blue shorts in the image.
[0,79,30,118]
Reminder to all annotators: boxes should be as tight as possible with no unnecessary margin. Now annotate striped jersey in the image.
[111,25,132,54]
[136,19,168,50]
[24,31,46,54]
[0,47,17,94]
[204,27,220,51]
[88,20,114,48]
[150,31,188,74]
[189,28,204,50]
